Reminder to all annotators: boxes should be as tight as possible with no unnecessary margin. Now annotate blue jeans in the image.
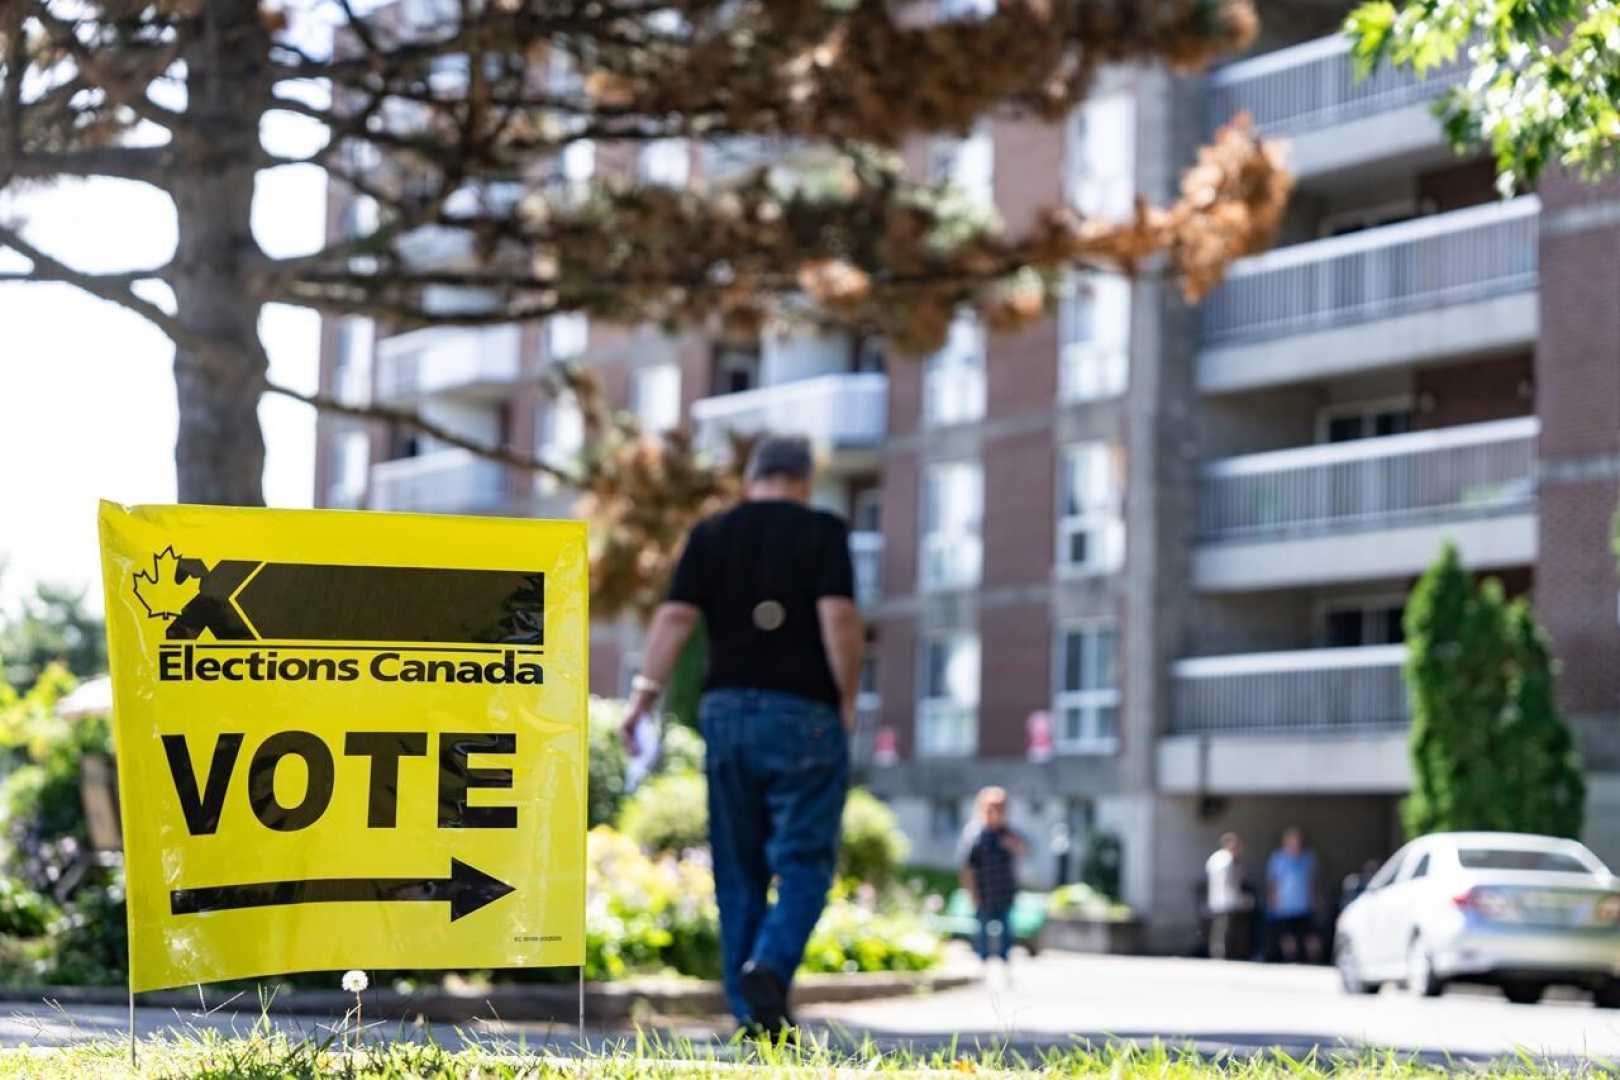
[975,904,1013,961]
[701,688,849,1023]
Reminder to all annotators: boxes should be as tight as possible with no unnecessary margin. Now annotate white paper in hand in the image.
[624,715,662,793]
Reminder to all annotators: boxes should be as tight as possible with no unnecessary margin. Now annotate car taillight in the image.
[1596,895,1620,925]
[1455,888,1519,922]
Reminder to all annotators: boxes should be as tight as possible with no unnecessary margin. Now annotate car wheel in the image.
[1336,941,1378,995]
[1594,982,1620,1010]
[1405,938,1442,998]
[1502,981,1545,1006]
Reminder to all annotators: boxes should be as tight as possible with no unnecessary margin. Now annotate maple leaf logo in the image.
[132,546,199,620]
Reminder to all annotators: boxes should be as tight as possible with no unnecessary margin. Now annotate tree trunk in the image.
[171,0,274,506]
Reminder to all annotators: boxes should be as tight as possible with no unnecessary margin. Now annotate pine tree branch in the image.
[262,380,585,488]
[0,146,172,186]
[0,224,185,336]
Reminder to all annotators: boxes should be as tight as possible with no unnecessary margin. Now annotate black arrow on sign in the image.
[169,859,515,922]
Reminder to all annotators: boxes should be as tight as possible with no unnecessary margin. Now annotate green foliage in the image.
[1345,0,1620,190]
[1049,882,1133,922]
[0,875,54,938]
[588,698,630,829]
[1079,830,1123,901]
[1404,543,1585,839]
[0,584,106,693]
[838,789,910,890]
[799,902,942,975]
[619,772,710,856]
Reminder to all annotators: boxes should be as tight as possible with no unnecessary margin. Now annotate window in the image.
[1407,854,1431,880]
[919,460,983,591]
[1058,443,1124,574]
[930,798,964,841]
[1055,624,1120,752]
[637,138,690,187]
[1059,273,1130,401]
[326,431,370,509]
[537,392,585,474]
[633,362,682,433]
[938,0,995,19]
[1322,598,1405,647]
[921,315,986,427]
[918,634,979,757]
[1319,400,1414,443]
[852,487,882,534]
[333,318,373,406]
[928,123,994,207]
[852,336,886,374]
[711,343,760,395]
[546,312,589,361]
[1066,94,1135,220]
[1457,848,1596,875]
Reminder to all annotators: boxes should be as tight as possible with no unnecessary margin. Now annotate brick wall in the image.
[877,614,919,758]
[977,602,1052,757]
[1413,353,1533,430]
[983,427,1055,589]
[1534,175,1620,720]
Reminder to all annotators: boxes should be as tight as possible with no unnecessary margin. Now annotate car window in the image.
[1457,848,1594,874]
[1406,853,1430,880]
[1366,847,1408,890]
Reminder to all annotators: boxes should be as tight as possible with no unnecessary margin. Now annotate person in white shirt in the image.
[1205,832,1248,960]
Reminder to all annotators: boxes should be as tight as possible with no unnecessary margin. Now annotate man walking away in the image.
[622,436,864,1036]
[1205,832,1248,960]
[1265,826,1320,963]
[958,786,1026,982]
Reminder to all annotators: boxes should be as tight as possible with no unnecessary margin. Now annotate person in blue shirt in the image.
[1265,826,1321,963]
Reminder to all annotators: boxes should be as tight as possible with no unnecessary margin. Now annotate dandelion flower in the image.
[342,970,369,994]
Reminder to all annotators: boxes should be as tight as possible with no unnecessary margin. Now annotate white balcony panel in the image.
[373,325,523,404]
[1162,641,1413,793]
[1200,417,1539,539]
[1206,34,1465,178]
[1195,511,1536,591]
[1199,290,1538,395]
[1202,197,1539,342]
[691,373,887,462]
[369,449,511,514]
[1159,731,1410,795]
[1194,418,1540,589]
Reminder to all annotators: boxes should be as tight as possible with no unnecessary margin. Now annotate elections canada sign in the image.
[98,503,588,992]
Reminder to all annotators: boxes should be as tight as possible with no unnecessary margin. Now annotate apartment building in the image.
[315,11,1620,949]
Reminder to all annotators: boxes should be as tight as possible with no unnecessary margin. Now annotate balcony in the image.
[851,530,883,609]
[1159,645,1412,794]
[1195,417,1539,590]
[1206,34,1466,179]
[372,324,524,405]
[1198,197,1540,394]
[690,373,887,470]
[369,449,513,515]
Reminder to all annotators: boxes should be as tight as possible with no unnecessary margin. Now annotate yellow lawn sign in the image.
[97,502,587,993]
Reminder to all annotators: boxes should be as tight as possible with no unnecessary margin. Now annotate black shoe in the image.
[738,960,790,1034]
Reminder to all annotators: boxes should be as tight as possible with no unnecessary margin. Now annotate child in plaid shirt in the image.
[958,786,1027,972]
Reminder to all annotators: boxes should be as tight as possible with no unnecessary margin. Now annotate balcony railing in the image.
[1206,33,1466,138]
[851,531,883,608]
[373,324,523,403]
[691,373,887,457]
[849,693,883,768]
[1201,197,1540,345]
[1172,645,1410,735]
[369,449,511,514]
[1199,417,1538,541]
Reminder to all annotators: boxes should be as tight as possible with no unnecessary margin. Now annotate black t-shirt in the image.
[666,500,855,706]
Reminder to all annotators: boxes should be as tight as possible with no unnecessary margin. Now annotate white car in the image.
[1334,832,1620,1006]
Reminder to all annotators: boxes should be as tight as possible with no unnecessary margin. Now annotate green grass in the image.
[0,1028,1612,1079]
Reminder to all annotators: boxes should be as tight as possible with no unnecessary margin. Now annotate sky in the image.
[0,149,327,615]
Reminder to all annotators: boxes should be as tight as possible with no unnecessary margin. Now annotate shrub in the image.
[0,876,54,938]
[1048,882,1133,922]
[838,789,909,890]
[800,902,942,975]
[618,772,710,856]
[588,698,630,829]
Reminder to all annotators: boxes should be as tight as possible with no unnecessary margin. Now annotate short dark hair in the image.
[746,436,814,483]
